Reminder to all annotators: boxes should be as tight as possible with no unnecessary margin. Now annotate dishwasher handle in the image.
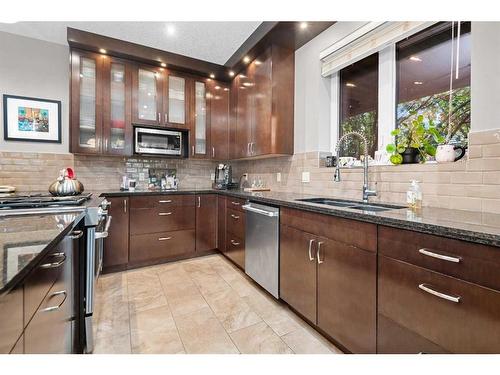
[242,204,279,217]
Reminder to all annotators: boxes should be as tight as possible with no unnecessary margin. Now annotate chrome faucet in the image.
[334,131,377,204]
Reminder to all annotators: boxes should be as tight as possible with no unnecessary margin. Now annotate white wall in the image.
[0,31,70,153]
[471,22,500,133]
[293,22,366,154]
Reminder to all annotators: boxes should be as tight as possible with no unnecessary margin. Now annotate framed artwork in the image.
[3,94,62,143]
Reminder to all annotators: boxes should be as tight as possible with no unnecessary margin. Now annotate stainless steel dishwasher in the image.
[242,202,280,298]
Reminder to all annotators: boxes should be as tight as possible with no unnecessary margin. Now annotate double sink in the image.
[296,198,405,212]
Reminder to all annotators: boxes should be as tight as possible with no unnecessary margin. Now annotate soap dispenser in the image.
[407,180,422,210]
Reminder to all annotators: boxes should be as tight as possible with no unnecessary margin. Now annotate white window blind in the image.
[320,21,435,77]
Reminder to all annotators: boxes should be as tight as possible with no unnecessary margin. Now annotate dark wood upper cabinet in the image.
[195,194,217,252]
[70,50,104,154]
[231,45,294,159]
[164,73,190,129]
[131,65,164,126]
[103,197,130,271]
[190,79,211,158]
[209,81,230,160]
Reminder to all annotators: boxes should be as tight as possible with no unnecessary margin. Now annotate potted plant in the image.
[386,114,445,165]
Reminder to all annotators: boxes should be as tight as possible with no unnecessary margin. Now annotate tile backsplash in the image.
[0,128,499,213]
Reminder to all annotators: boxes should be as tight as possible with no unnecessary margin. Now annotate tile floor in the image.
[93,254,342,354]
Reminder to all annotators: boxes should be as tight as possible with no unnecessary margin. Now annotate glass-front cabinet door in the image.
[102,58,132,155]
[166,75,187,127]
[191,80,210,158]
[132,66,162,126]
[71,50,103,154]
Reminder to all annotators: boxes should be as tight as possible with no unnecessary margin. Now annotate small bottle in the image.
[407,180,422,210]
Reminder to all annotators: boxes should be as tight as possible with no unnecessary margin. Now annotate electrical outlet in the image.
[301,171,310,183]
[138,172,145,181]
[276,172,281,182]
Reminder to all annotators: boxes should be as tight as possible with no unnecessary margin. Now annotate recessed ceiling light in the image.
[243,56,251,63]
[209,73,215,79]
[299,22,308,30]
[223,88,229,91]
[254,60,262,66]
[99,48,107,54]
[239,74,246,79]
[345,82,356,87]
[243,82,253,87]
[160,62,166,67]
[215,86,221,90]
[229,71,235,77]
[414,81,424,85]
[409,56,422,62]
[166,25,175,36]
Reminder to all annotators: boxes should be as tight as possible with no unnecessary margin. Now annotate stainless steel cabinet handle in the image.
[247,142,250,155]
[231,214,240,220]
[40,253,66,269]
[158,112,161,123]
[231,201,240,206]
[192,145,195,156]
[158,212,172,216]
[212,147,215,158]
[124,199,127,213]
[70,230,83,240]
[105,139,109,151]
[158,200,172,203]
[40,290,67,313]
[95,215,112,239]
[317,242,324,264]
[197,196,201,208]
[418,248,461,263]
[251,142,255,155]
[165,113,168,123]
[158,237,172,241]
[230,239,240,246]
[308,239,315,261]
[418,283,461,303]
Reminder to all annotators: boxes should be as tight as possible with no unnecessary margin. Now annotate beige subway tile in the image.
[482,144,500,157]
[481,199,500,214]
[469,129,500,146]
[448,197,482,211]
[483,171,500,185]
[450,172,483,184]
[467,145,482,159]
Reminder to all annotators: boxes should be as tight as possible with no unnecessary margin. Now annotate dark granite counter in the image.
[0,211,85,296]
[103,189,500,247]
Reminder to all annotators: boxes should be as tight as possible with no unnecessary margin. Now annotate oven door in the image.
[135,127,182,155]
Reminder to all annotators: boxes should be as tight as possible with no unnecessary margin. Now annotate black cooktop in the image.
[0,193,92,209]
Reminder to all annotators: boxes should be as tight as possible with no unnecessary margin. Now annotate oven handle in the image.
[95,215,112,239]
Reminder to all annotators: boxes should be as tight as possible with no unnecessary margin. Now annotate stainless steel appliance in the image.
[134,127,182,156]
[213,164,234,190]
[242,202,280,298]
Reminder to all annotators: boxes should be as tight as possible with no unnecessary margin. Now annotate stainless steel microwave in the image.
[134,127,182,156]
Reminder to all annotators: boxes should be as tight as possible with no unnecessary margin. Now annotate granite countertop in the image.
[0,211,85,296]
[103,189,500,247]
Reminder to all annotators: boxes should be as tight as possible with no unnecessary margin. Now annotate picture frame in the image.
[3,94,62,143]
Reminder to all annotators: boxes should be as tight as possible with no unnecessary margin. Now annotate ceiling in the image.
[0,22,262,65]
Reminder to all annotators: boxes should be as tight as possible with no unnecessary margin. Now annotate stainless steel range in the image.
[0,192,111,353]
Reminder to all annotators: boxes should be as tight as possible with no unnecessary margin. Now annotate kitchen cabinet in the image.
[231,45,294,159]
[71,49,133,156]
[280,207,377,353]
[132,65,163,126]
[190,80,210,158]
[195,194,217,252]
[209,81,230,160]
[0,286,23,354]
[164,73,190,129]
[103,197,130,271]
[217,196,227,253]
[224,197,246,269]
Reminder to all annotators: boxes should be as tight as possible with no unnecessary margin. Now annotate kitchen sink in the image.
[295,198,405,212]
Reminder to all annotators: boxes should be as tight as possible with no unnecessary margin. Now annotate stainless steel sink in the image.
[295,198,405,212]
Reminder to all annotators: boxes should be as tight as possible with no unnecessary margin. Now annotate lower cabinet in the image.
[103,197,129,270]
[195,194,217,252]
[223,197,246,269]
[129,230,195,263]
[217,196,226,253]
[0,286,23,354]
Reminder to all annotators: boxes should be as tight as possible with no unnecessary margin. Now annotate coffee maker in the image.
[213,164,236,190]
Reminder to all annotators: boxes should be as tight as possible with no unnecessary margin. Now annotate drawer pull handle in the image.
[158,212,172,216]
[317,242,324,264]
[70,230,84,240]
[230,240,240,246]
[231,214,240,220]
[418,248,461,263]
[158,237,172,241]
[40,253,66,269]
[308,239,315,261]
[231,201,240,206]
[158,200,172,203]
[418,283,461,303]
[40,290,67,312]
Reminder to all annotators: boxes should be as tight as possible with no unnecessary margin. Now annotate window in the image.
[339,53,379,158]
[396,22,471,145]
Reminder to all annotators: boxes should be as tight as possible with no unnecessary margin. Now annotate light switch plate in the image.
[302,171,310,183]
[276,172,281,182]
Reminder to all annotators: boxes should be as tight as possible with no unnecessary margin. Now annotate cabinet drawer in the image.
[0,287,23,354]
[129,229,195,263]
[130,206,195,235]
[281,207,376,252]
[24,241,70,325]
[378,226,500,291]
[226,208,245,239]
[225,234,245,269]
[378,255,500,353]
[226,197,246,213]
[377,314,448,354]
[130,194,195,209]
